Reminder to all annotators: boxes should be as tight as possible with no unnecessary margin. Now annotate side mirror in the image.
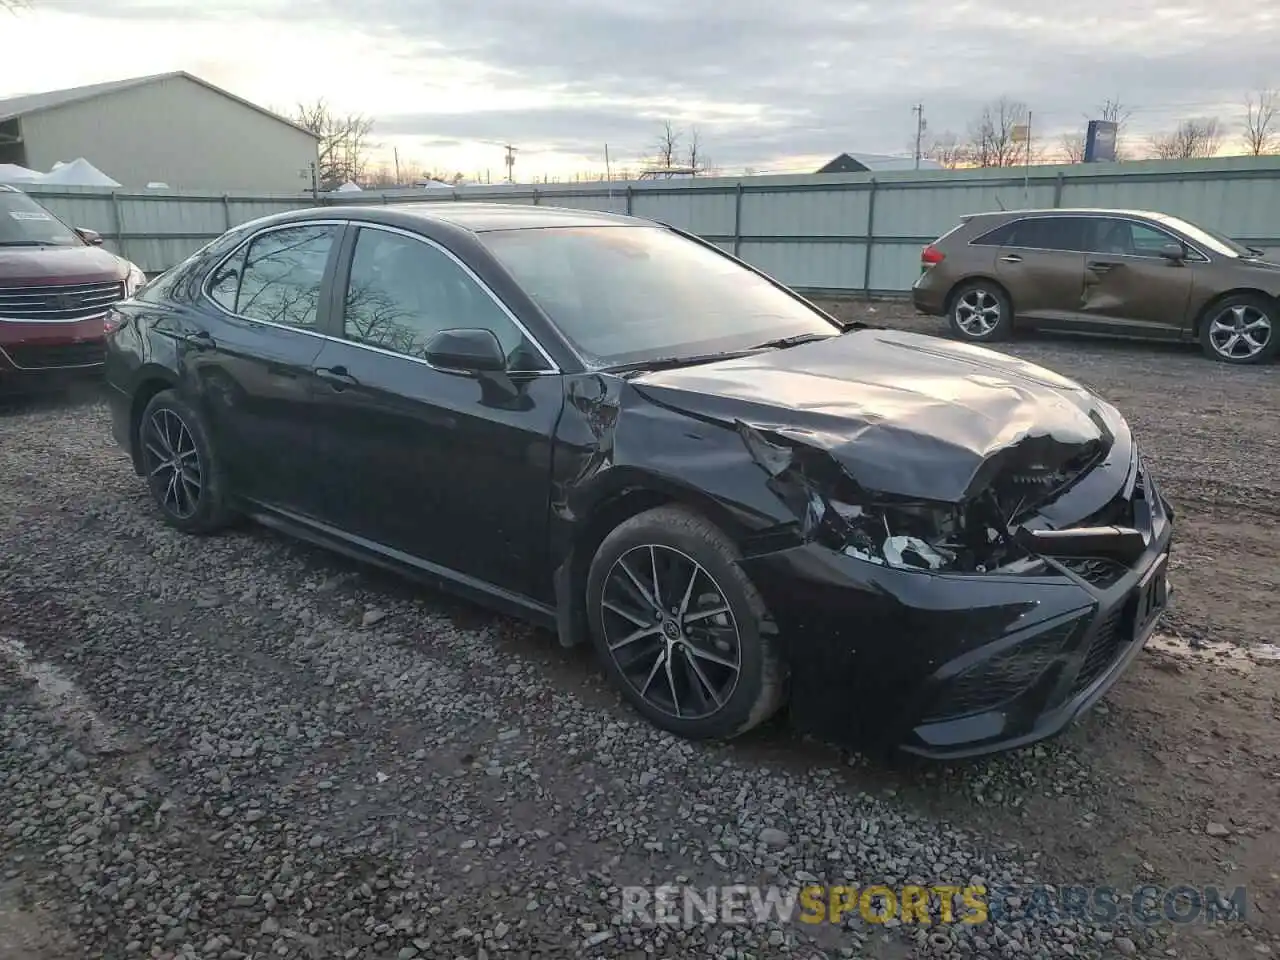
[75,227,103,246]
[424,328,507,374]
[1158,241,1185,262]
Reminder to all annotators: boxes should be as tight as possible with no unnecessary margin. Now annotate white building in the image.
[0,72,320,192]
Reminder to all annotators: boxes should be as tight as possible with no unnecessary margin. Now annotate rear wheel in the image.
[585,506,786,740]
[138,389,233,533]
[948,281,1012,342]
[1199,294,1277,365]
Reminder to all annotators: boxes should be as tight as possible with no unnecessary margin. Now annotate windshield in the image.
[0,190,83,247]
[1153,214,1253,258]
[479,225,839,367]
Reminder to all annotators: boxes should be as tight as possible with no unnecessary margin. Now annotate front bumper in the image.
[0,316,107,392]
[739,465,1174,759]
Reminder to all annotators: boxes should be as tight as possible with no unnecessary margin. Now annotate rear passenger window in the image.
[1007,217,1087,252]
[209,224,339,330]
[971,222,1016,246]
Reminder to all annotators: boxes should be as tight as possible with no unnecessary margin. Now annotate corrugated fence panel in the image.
[631,189,736,235]
[740,240,867,290]
[12,156,1280,289]
[740,187,871,238]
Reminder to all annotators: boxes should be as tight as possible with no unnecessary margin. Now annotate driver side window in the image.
[341,227,544,369]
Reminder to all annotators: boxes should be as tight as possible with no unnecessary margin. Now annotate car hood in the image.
[628,328,1118,503]
[0,244,127,285]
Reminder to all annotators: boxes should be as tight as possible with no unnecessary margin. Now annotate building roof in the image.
[0,71,320,138]
[817,152,944,174]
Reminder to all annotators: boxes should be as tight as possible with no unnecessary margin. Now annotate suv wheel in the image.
[948,282,1012,342]
[1200,294,1277,365]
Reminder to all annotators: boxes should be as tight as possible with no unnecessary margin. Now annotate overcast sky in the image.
[3,0,1277,178]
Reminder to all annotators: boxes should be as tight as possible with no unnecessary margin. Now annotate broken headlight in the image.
[812,495,1028,574]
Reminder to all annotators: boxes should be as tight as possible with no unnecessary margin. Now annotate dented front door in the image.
[1077,218,1196,337]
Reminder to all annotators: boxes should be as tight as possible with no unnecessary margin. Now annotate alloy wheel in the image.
[142,408,203,520]
[600,544,742,721]
[1208,304,1272,361]
[955,289,1001,337]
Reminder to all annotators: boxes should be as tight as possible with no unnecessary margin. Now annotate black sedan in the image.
[103,202,1173,758]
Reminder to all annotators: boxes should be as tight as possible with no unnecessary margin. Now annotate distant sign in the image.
[1085,120,1118,162]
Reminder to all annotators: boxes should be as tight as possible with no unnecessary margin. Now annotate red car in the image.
[0,184,146,393]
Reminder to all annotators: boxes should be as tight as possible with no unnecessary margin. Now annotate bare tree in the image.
[1148,118,1223,159]
[1243,88,1280,155]
[686,125,713,175]
[1,0,31,11]
[1059,133,1086,163]
[292,99,375,190]
[921,130,967,169]
[653,120,682,173]
[965,97,1030,167]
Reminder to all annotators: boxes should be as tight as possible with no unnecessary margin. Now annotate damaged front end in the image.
[737,419,1111,577]
[732,412,1174,759]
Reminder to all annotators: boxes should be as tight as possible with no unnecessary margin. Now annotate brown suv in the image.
[0,184,147,393]
[912,208,1278,365]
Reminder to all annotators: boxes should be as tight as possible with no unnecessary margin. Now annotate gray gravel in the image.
[0,387,1262,960]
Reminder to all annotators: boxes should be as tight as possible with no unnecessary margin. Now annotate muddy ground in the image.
[0,305,1277,960]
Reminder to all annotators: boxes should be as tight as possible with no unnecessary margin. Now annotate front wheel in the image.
[585,505,787,740]
[948,281,1012,342]
[1199,294,1277,365]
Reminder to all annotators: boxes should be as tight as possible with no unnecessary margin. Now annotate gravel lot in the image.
[2,306,1277,960]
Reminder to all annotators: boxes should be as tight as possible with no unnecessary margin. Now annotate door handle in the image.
[314,365,358,389]
[180,330,215,350]
[998,254,1023,263]
[1087,261,1116,272]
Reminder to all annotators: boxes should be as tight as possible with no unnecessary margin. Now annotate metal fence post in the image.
[625,184,633,216]
[733,182,744,257]
[1053,171,1065,208]
[532,187,541,206]
[110,191,127,262]
[862,178,878,298]
[221,194,232,231]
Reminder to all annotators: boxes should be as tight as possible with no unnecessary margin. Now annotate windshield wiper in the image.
[747,332,836,350]
[0,240,54,247]
[603,349,758,375]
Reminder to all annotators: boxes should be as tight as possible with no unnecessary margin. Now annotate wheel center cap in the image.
[662,620,680,641]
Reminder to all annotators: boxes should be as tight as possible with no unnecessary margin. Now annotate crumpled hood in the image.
[630,328,1118,503]
[0,244,127,285]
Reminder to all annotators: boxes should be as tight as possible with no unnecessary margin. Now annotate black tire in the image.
[948,280,1013,342]
[137,389,233,534]
[1198,293,1278,365]
[585,505,787,740]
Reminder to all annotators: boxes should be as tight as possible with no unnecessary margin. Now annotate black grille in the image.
[1071,604,1132,694]
[925,621,1079,721]
[0,280,124,320]
[3,341,105,370]
[1055,556,1128,589]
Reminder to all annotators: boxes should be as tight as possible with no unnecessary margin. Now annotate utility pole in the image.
[912,104,925,169]
[393,147,400,186]
[503,144,518,183]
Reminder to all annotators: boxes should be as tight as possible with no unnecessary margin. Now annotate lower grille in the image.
[0,280,124,321]
[925,621,1079,721]
[1071,604,1132,694]
[1055,556,1128,589]
[3,341,105,370]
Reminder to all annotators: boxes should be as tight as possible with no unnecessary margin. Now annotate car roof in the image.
[323,201,645,233]
[967,207,1177,221]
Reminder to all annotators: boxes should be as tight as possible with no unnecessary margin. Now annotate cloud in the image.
[8,0,1280,171]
